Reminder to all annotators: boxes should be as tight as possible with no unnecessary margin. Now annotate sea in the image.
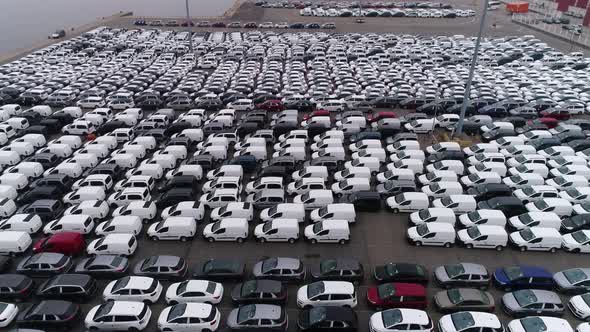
[0,0,236,55]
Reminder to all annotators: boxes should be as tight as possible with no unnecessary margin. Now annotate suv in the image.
[19,199,65,222]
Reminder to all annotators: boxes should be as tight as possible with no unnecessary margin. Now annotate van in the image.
[407,222,456,247]
[0,213,43,233]
[390,150,426,162]
[2,142,34,157]
[274,138,306,151]
[147,217,197,241]
[463,143,499,156]
[63,187,106,205]
[246,189,285,209]
[409,208,456,225]
[125,164,164,180]
[311,147,345,160]
[234,145,267,160]
[43,215,94,235]
[6,117,29,130]
[32,232,85,256]
[426,160,465,175]
[500,145,537,157]
[101,154,137,170]
[173,128,204,142]
[140,154,176,171]
[260,203,306,222]
[254,218,300,243]
[478,197,527,218]
[0,151,20,168]
[458,209,507,227]
[331,178,371,197]
[210,202,254,221]
[95,216,143,236]
[467,162,507,177]
[349,139,382,152]
[506,154,547,167]
[314,130,344,142]
[311,138,343,152]
[124,136,157,152]
[273,146,307,162]
[63,200,109,222]
[67,154,99,170]
[508,212,562,230]
[291,166,329,181]
[525,198,573,217]
[433,195,477,215]
[86,233,137,256]
[0,198,16,217]
[202,176,241,193]
[206,165,243,180]
[112,201,157,223]
[0,231,32,256]
[202,218,248,242]
[43,162,83,179]
[550,165,590,180]
[387,159,424,174]
[199,188,240,209]
[352,148,387,163]
[387,192,430,213]
[376,169,415,183]
[421,181,464,200]
[235,137,267,150]
[39,144,73,159]
[344,157,381,175]
[386,140,421,154]
[286,178,326,195]
[336,116,366,129]
[467,153,506,166]
[417,170,458,185]
[3,162,43,180]
[509,227,562,252]
[304,219,350,244]
[310,203,356,223]
[293,190,334,210]
[457,225,508,250]
[279,129,308,142]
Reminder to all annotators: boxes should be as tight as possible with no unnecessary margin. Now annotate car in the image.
[157,303,221,332]
[17,300,80,328]
[298,306,357,332]
[36,273,96,301]
[192,259,245,281]
[74,254,129,278]
[103,276,162,304]
[434,288,495,313]
[310,258,364,284]
[231,279,287,304]
[568,293,590,320]
[369,308,433,332]
[85,301,151,331]
[434,263,490,289]
[133,255,187,281]
[438,312,503,332]
[16,252,72,276]
[226,304,288,331]
[0,302,18,327]
[501,289,564,317]
[506,316,573,332]
[373,263,428,284]
[493,265,554,291]
[252,257,306,283]
[554,268,590,294]
[0,274,34,301]
[165,279,224,305]
[297,281,357,308]
[366,282,427,310]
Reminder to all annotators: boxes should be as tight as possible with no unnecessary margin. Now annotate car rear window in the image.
[128,237,136,247]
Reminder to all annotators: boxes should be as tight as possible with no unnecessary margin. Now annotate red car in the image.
[539,108,571,121]
[366,282,427,310]
[256,100,284,112]
[529,117,559,129]
[303,109,330,121]
[367,111,396,123]
[33,232,85,256]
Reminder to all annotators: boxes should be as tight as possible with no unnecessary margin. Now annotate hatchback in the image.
[493,265,554,291]
[134,255,187,281]
[157,303,221,332]
[373,263,428,284]
[366,282,427,310]
[310,258,364,284]
[16,252,72,276]
[434,288,495,314]
[226,304,287,331]
[231,279,287,305]
[252,257,306,283]
[434,263,490,289]
[36,273,97,301]
[17,300,79,328]
[298,306,357,332]
[0,274,34,300]
[192,259,245,281]
[501,289,564,317]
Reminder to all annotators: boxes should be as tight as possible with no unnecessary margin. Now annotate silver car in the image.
[226,304,287,331]
[502,289,564,317]
[434,263,490,289]
[554,268,590,295]
[252,257,306,283]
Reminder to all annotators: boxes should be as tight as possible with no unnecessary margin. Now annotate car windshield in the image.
[564,269,588,284]
[451,312,475,330]
[441,197,453,206]
[426,173,438,180]
[467,174,480,181]
[416,224,429,236]
[522,187,535,195]
[466,227,482,239]
[96,301,114,319]
[261,257,278,274]
[504,266,524,281]
[167,303,187,321]
[566,188,582,197]
[554,177,567,185]
[513,289,537,307]
[320,260,337,274]
[340,169,350,177]
[444,264,466,278]
[237,304,256,324]
[318,207,328,216]
[572,231,590,243]
[520,228,536,241]
[211,221,221,232]
[381,309,403,329]
[307,281,325,298]
[141,256,158,270]
[262,221,273,233]
[518,214,534,225]
[267,205,278,215]
[519,317,546,332]
[377,283,396,298]
[447,289,464,304]
[312,222,323,233]
[240,280,258,297]
[418,209,431,220]
[112,276,130,292]
[309,307,327,326]
[177,281,188,294]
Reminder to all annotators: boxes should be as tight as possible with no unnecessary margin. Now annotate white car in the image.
[507,316,572,332]
[104,276,162,304]
[562,230,590,253]
[568,294,590,320]
[439,312,502,332]
[0,302,18,327]
[85,301,151,331]
[165,280,224,305]
[157,303,220,332]
[297,281,357,308]
[369,308,433,332]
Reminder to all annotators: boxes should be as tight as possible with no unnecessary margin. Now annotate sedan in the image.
[554,268,590,294]
[74,254,129,278]
[134,255,187,280]
[231,279,287,305]
[434,288,495,314]
[502,289,564,317]
[373,262,428,284]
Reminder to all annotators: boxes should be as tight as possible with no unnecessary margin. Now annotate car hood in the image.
[493,268,508,284]
[502,293,520,311]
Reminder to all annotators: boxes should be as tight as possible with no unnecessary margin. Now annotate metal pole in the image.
[455,0,490,136]
[185,0,193,52]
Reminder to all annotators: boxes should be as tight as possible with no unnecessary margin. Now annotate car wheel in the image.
[151,236,158,241]
[236,237,244,243]
[89,327,98,332]
[207,237,215,243]
[520,246,527,252]
[338,239,347,245]
[259,237,266,243]
[179,236,187,242]
[573,248,581,253]
[8,252,14,257]
[63,130,69,135]
[443,242,452,248]
[393,208,399,213]
[495,245,504,251]
[143,299,152,305]
[414,241,422,247]
[466,244,473,249]
[549,247,557,253]
[311,239,318,244]
[288,238,296,244]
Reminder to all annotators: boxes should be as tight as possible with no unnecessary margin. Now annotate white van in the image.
[39,144,73,158]
[311,147,345,160]
[344,157,381,175]
[0,214,42,233]
[426,160,465,175]
[409,208,456,225]
[349,139,382,152]
[463,143,499,156]
[457,225,508,250]
[279,130,308,142]
[334,167,372,182]
[304,219,350,244]
[417,170,458,185]
[468,162,507,177]
[525,198,573,217]
[197,146,227,161]
[387,159,424,174]
[508,212,562,230]
[2,142,34,157]
[3,162,43,180]
[234,146,267,160]
[390,150,426,162]
[433,195,477,215]
[202,218,249,242]
[95,216,143,236]
[0,231,32,256]
[376,169,415,183]
[197,137,229,150]
[206,165,243,180]
[254,219,300,243]
[235,137,267,150]
[421,182,464,200]
[173,128,204,142]
[210,202,254,221]
[311,138,343,151]
[387,192,430,213]
[160,201,205,221]
[260,203,306,222]
[202,176,241,193]
[147,217,197,241]
[0,151,20,169]
[458,210,507,227]
[404,119,435,133]
[500,145,537,157]
[86,233,137,256]
[310,203,356,223]
[0,198,16,217]
[386,141,421,153]
[407,222,456,247]
[287,178,326,195]
[43,162,83,179]
[274,138,306,152]
[63,187,107,205]
[293,190,334,210]
[550,165,590,180]
[506,154,547,168]
[314,130,344,142]
[292,166,329,181]
[331,178,371,197]
[509,227,562,252]
[125,136,157,152]
[44,215,95,234]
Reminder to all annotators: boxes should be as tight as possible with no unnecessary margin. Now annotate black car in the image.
[477,197,527,218]
[373,263,428,284]
[158,176,198,192]
[261,156,297,173]
[17,300,80,328]
[0,256,11,272]
[96,120,128,135]
[16,186,63,205]
[89,164,123,180]
[156,188,196,209]
[18,199,65,222]
[310,259,364,283]
[0,274,34,300]
[27,153,60,170]
[134,255,187,280]
[568,139,590,152]
[467,183,513,201]
[231,279,287,304]
[341,191,381,211]
[297,306,358,332]
[36,274,96,301]
[529,137,561,150]
[425,150,465,163]
[16,253,72,277]
[187,154,215,172]
[192,259,245,281]
[74,254,129,278]
[561,214,590,233]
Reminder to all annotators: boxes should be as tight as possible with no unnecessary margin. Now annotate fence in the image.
[512,12,590,49]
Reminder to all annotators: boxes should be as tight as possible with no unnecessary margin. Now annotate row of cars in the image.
[299,7,476,18]
[134,20,338,30]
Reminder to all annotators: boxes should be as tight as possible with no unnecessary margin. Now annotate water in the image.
[0,0,236,55]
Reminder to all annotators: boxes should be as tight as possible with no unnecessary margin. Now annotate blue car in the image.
[493,265,554,291]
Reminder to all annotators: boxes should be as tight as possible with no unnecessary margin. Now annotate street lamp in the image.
[185,0,193,52]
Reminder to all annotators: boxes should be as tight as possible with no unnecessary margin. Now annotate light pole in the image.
[185,0,193,52]
[454,0,490,136]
